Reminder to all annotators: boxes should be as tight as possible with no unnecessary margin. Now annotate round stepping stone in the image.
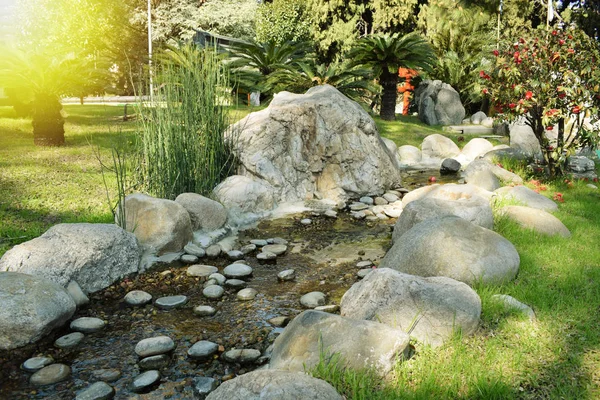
[90,369,121,383]
[374,196,388,205]
[124,290,152,306]
[155,295,188,310]
[383,193,400,202]
[300,218,312,225]
[250,239,268,247]
[223,263,253,279]
[324,209,338,218]
[241,244,257,254]
[70,317,105,333]
[261,244,287,256]
[204,278,218,288]
[237,288,258,301]
[75,381,115,400]
[208,273,226,285]
[30,364,71,386]
[193,377,218,398]
[277,269,296,281]
[356,261,372,269]
[314,304,340,313]
[267,316,290,327]
[188,340,218,360]
[222,349,261,364]
[203,285,225,299]
[227,250,244,260]
[135,336,175,357]
[55,332,85,349]
[205,245,221,258]
[357,268,373,278]
[187,265,218,278]
[193,305,217,317]
[300,292,327,308]
[184,243,206,257]
[22,356,54,372]
[139,354,170,370]
[130,370,160,393]
[360,196,374,205]
[225,279,247,288]
[256,251,277,261]
[181,254,199,264]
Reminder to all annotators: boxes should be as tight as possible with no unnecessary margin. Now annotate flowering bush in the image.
[480,26,600,177]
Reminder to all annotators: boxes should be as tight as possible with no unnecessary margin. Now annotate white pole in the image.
[547,0,554,26]
[147,0,153,102]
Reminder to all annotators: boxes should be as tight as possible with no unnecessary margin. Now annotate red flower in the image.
[552,30,558,36]
[558,92,566,99]
[519,38,526,44]
[572,105,581,114]
[509,103,516,109]
[514,43,520,49]
[546,126,554,131]
[514,51,520,58]
[482,88,489,95]
[479,70,487,78]
[493,49,499,56]
[525,91,533,100]
[559,39,565,45]
[567,48,575,54]
[568,35,573,39]
[553,193,564,202]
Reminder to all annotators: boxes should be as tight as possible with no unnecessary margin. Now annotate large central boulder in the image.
[217,85,402,219]
[415,80,465,126]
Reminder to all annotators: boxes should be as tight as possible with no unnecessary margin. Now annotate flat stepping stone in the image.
[139,354,170,370]
[383,193,400,202]
[374,196,388,205]
[22,356,54,372]
[222,348,261,364]
[314,304,339,313]
[223,263,253,279]
[203,285,225,299]
[360,196,374,205]
[187,265,218,278]
[130,370,160,393]
[55,332,85,349]
[277,269,296,281]
[155,295,188,310]
[184,243,206,257]
[90,369,121,382]
[225,279,247,288]
[241,244,257,254]
[256,251,277,261]
[271,237,288,245]
[208,273,226,285]
[237,288,258,301]
[300,219,312,225]
[193,377,218,398]
[75,381,115,400]
[30,364,71,386]
[268,316,290,327]
[227,250,245,260]
[124,290,152,306]
[194,305,217,317]
[300,292,327,308]
[205,244,221,258]
[324,210,338,218]
[357,268,373,278]
[356,261,372,268]
[181,254,199,264]
[349,202,369,211]
[135,336,175,357]
[70,317,105,333]
[188,340,218,360]
[250,239,268,246]
[262,244,287,256]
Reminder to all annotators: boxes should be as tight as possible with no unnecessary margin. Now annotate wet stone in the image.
[277,269,296,281]
[187,265,218,278]
[237,288,258,301]
[30,364,71,386]
[208,273,226,285]
[359,196,374,205]
[241,244,257,254]
[55,332,85,349]
[70,317,106,333]
[356,261,373,269]
[300,292,327,308]
[250,239,268,247]
[194,305,217,317]
[324,209,338,218]
[314,304,340,313]
[181,254,199,264]
[222,349,261,364]
[227,250,245,261]
[75,381,115,400]
[139,354,170,370]
[300,218,312,225]
[225,279,247,289]
[135,336,175,357]
[268,316,290,327]
[205,245,221,258]
[124,290,152,306]
[256,251,277,261]
[90,369,121,383]
[130,370,160,393]
[155,295,188,310]
[203,285,225,299]
[22,356,54,372]
[223,263,253,279]
[184,243,206,258]
[262,244,287,256]
[193,376,218,398]
[357,268,373,278]
[188,340,218,360]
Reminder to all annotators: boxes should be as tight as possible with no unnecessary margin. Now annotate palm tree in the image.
[348,33,437,121]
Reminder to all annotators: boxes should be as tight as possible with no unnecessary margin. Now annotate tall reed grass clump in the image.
[135,44,235,199]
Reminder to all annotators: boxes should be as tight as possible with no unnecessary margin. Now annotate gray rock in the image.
[223,263,253,279]
[357,268,372,278]
[300,218,312,225]
[135,336,175,357]
[349,202,369,211]
[181,254,199,264]
[466,169,501,191]
[90,369,121,382]
[184,243,206,258]
[205,370,342,400]
[300,291,327,308]
[124,290,152,306]
[0,272,76,350]
[225,279,247,288]
[415,80,466,126]
[241,244,257,254]
[205,245,222,258]
[270,310,410,375]
[194,305,217,317]
[175,193,227,231]
[222,348,261,364]
[268,316,290,327]
[250,239,268,247]
[70,317,105,333]
[314,304,339,313]
[130,370,160,393]
[381,216,520,286]
[374,196,388,205]
[0,224,140,294]
[383,206,402,219]
[397,145,422,165]
[356,261,373,268]
[227,250,244,261]
[139,354,170,370]
[22,356,54,372]
[208,273,226,285]
[272,238,288,245]
[587,184,598,190]
[440,158,461,174]
[277,269,296,281]
[55,332,85,349]
[67,281,89,307]
[237,288,258,301]
[402,183,492,208]
[501,206,570,237]
[491,294,535,320]
[213,175,277,226]
[352,211,366,220]
[203,285,225,299]
[383,193,400,203]
[155,295,188,310]
[261,244,287,256]
[359,196,374,205]
[462,158,523,186]
[421,134,461,160]
[341,268,481,346]
[75,381,115,400]
[458,138,494,162]
[324,209,338,218]
[188,265,219,278]
[567,156,595,173]
[194,376,218,399]
[188,340,219,360]
[495,186,558,211]
[30,363,71,386]
[509,119,543,158]
[470,111,487,124]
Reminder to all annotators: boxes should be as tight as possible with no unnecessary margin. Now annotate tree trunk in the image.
[379,67,398,121]
[32,93,65,146]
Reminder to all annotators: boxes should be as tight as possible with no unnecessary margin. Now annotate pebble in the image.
[203,285,225,299]
[155,295,188,310]
[188,340,218,360]
[184,243,206,258]
[250,239,268,247]
[223,263,253,279]
[356,260,372,268]
[359,196,374,205]
[300,292,327,308]
[130,370,160,393]
[124,290,153,306]
[75,381,115,400]
[241,244,257,254]
[135,336,176,357]
[372,205,385,214]
[70,317,106,333]
[268,316,290,327]
[55,332,85,349]
[256,251,277,261]
[397,187,409,194]
[160,270,173,277]
[349,202,369,211]
[139,354,170,370]
[374,196,388,205]
[262,244,287,256]
[277,269,296,281]
[300,218,312,225]
[324,209,338,218]
[90,369,121,382]
[194,305,217,317]
[352,211,366,220]
[181,254,199,264]
[193,377,218,398]
[30,364,71,386]
[315,304,340,313]
[376,213,388,220]
[357,268,373,278]
[22,356,54,372]
[271,237,288,245]
[187,265,219,278]
[227,250,245,260]
[383,208,402,218]
[237,288,258,301]
[222,349,261,364]
[204,278,218,287]
[225,279,247,288]
[208,273,226,285]
[383,193,400,202]
[205,245,221,258]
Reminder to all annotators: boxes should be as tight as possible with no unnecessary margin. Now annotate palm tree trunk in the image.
[380,68,398,121]
[32,93,65,146]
